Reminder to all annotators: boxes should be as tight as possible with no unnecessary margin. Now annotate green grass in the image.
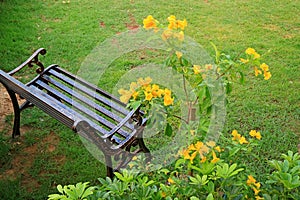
[0,0,299,199]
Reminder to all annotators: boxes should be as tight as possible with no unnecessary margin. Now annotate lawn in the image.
[0,0,299,199]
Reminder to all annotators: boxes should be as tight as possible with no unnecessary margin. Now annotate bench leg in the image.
[6,89,21,138]
[138,137,152,162]
[105,155,114,178]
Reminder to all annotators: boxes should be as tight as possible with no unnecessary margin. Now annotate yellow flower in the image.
[190,151,197,163]
[151,84,159,91]
[118,89,132,103]
[128,163,134,168]
[249,130,262,140]
[138,77,152,86]
[253,52,260,59]
[206,141,216,148]
[182,146,197,163]
[151,84,160,97]
[214,146,221,152]
[194,141,203,151]
[255,195,264,200]
[156,89,164,98]
[211,151,220,164]
[174,31,184,41]
[132,91,139,99]
[231,130,241,141]
[188,143,196,151]
[164,88,172,96]
[254,67,262,77]
[260,63,269,72]
[130,82,139,91]
[254,182,261,189]
[143,15,159,30]
[182,148,190,159]
[198,143,210,156]
[245,48,260,59]
[164,94,174,106]
[252,187,260,195]
[247,175,257,186]
[205,64,213,70]
[200,156,207,163]
[168,177,175,184]
[190,130,195,136]
[239,136,248,144]
[177,19,187,30]
[167,15,187,30]
[167,15,177,30]
[245,48,256,55]
[176,51,183,59]
[264,71,271,80]
[144,92,153,101]
[193,65,202,74]
[144,85,152,92]
[132,156,138,161]
[161,29,173,41]
[240,58,249,63]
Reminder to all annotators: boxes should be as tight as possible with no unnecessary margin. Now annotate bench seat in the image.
[0,48,150,177]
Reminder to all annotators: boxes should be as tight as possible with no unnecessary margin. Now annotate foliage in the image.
[48,182,95,200]
[48,15,299,200]
[49,149,300,199]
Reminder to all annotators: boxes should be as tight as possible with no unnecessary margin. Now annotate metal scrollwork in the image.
[8,48,47,76]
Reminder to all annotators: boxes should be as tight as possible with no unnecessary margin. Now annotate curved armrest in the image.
[8,48,47,76]
[103,107,141,139]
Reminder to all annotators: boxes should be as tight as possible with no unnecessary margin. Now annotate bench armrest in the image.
[8,48,46,76]
[103,106,142,139]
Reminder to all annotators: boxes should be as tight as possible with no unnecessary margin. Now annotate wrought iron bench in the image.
[0,48,151,178]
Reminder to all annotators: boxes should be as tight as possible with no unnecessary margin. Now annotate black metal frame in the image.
[0,48,151,178]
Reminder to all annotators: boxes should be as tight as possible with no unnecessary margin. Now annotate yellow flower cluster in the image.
[247,175,263,199]
[180,141,222,164]
[193,64,213,79]
[167,15,187,31]
[231,129,262,144]
[254,63,271,80]
[249,130,262,140]
[143,15,187,41]
[143,15,159,30]
[231,130,249,144]
[118,77,174,106]
[241,48,271,80]
[245,48,260,59]
[118,77,152,103]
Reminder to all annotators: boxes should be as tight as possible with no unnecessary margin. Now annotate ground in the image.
[0,84,65,192]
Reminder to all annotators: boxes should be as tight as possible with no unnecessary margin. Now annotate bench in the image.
[0,48,151,178]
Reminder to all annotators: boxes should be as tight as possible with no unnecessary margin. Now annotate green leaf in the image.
[210,42,220,64]
[165,123,173,137]
[175,158,186,169]
[182,57,189,66]
[48,194,66,200]
[81,186,95,198]
[130,101,141,110]
[114,172,125,182]
[206,193,214,200]
[238,71,245,84]
[206,181,215,193]
[57,185,64,194]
